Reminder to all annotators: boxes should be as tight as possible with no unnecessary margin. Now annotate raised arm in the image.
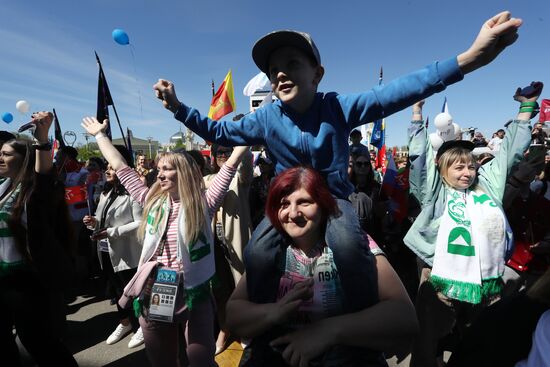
[31,111,54,174]
[153,79,267,147]
[457,11,522,74]
[205,146,251,217]
[81,117,128,170]
[479,82,543,204]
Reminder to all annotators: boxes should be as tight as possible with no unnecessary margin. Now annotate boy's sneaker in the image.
[106,323,132,345]
[128,327,144,348]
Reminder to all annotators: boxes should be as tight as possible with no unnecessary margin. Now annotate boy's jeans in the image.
[244,199,379,312]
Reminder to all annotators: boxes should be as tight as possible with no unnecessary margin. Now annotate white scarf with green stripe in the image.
[140,196,215,310]
[430,187,511,304]
[0,178,24,273]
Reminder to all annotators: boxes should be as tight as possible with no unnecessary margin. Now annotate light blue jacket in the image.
[175,58,463,199]
[404,119,532,266]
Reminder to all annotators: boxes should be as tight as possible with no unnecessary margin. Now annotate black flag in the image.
[126,127,134,157]
[95,52,113,139]
[52,108,66,148]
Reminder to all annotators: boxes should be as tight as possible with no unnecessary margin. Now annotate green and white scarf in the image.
[430,187,510,304]
[140,196,215,310]
[0,178,24,276]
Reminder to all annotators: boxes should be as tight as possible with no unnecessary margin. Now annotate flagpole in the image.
[94,51,128,149]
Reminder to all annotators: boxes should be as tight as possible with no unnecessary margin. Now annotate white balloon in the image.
[434,112,453,132]
[429,132,444,150]
[438,125,455,142]
[16,100,30,114]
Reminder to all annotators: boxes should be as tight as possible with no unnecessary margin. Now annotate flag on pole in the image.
[95,52,114,139]
[126,127,134,158]
[65,185,88,205]
[208,70,236,120]
[376,141,387,173]
[380,154,409,223]
[53,109,66,149]
[370,67,385,149]
[441,96,449,114]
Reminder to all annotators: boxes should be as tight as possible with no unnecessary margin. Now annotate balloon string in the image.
[129,44,144,119]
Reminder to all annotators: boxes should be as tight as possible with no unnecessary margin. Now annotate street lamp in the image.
[147,136,153,159]
[83,133,92,151]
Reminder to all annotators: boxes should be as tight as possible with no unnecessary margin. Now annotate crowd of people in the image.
[2,9,550,367]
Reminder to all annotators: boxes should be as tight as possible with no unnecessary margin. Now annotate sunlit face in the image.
[278,188,323,244]
[215,147,233,169]
[156,158,178,195]
[444,159,476,190]
[268,46,323,113]
[105,164,117,183]
[137,155,146,167]
[0,145,24,179]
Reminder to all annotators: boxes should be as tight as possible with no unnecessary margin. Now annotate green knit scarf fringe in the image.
[430,275,503,304]
[133,297,143,318]
[185,273,217,310]
[0,260,26,277]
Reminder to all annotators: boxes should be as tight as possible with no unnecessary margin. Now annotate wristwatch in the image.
[33,141,52,151]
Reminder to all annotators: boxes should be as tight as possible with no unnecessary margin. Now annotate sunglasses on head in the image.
[216,150,232,158]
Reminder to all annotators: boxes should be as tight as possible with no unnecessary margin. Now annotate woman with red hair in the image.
[226,166,417,366]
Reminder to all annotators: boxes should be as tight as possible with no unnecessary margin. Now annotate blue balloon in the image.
[112,28,130,45]
[2,112,13,123]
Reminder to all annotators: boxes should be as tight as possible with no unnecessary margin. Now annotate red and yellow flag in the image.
[208,70,236,120]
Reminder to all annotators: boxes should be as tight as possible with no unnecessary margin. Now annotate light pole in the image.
[147,137,153,159]
[83,133,92,151]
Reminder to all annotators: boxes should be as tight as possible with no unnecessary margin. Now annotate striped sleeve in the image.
[205,164,237,219]
[117,166,149,207]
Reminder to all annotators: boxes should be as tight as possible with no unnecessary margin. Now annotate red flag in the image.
[208,70,236,120]
[376,145,387,174]
[65,185,88,205]
[381,154,409,223]
[540,99,550,123]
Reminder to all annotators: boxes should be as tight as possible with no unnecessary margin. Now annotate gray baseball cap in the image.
[252,30,321,74]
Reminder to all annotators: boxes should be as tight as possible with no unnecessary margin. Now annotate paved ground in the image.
[65,295,148,367]
[18,281,420,366]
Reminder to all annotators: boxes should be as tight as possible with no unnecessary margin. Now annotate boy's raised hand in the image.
[458,11,522,74]
[153,79,181,113]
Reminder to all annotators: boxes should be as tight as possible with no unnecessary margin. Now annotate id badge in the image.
[148,267,179,322]
[97,239,109,252]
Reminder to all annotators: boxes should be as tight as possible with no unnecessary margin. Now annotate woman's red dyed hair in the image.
[265,166,339,233]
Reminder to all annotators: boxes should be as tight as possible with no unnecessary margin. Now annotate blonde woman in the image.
[82,116,248,367]
[405,83,543,367]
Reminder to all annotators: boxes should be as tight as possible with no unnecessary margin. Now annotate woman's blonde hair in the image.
[437,147,476,188]
[138,152,206,243]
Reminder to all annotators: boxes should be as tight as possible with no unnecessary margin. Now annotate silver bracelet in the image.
[95,132,108,140]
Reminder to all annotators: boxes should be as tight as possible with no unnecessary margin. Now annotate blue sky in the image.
[0,0,548,148]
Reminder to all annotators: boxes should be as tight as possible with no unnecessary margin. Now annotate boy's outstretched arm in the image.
[457,11,522,74]
[154,79,181,113]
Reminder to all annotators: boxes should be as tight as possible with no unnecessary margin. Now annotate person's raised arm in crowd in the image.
[81,118,128,171]
[477,81,543,207]
[31,111,54,174]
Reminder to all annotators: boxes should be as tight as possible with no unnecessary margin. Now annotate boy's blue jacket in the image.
[175,57,463,199]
